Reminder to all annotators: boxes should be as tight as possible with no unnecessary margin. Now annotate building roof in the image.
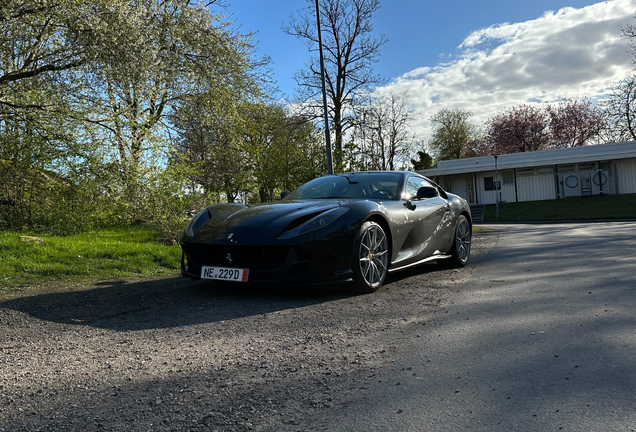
[417,141,636,177]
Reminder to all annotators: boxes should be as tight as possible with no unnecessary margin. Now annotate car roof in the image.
[335,171,413,176]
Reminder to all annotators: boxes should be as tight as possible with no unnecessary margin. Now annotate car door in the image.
[404,176,450,260]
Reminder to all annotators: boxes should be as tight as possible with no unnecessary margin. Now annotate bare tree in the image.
[603,74,636,142]
[601,15,636,141]
[351,91,414,170]
[283,0,387,170]
[620,15,636,65]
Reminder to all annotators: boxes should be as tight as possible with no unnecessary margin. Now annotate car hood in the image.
[188,200,344,244]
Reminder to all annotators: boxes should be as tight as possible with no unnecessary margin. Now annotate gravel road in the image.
[0,230,501,432]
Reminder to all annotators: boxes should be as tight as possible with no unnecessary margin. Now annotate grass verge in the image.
[483,193,636,222]
[1,224,489,294]
[0,227,181,292]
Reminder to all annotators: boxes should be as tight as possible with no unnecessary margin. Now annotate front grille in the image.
[184,244,291,271]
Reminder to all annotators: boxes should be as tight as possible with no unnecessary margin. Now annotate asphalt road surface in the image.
[0,229,497,432]
[318,222,636,432]
[2,223,635,432]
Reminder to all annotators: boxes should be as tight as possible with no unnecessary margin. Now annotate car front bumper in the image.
[180,236,355,286]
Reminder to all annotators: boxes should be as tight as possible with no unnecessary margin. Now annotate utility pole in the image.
[315,0,334,174]
[494,155,499,218]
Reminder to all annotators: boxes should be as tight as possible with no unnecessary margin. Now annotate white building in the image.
[418,141,636,205]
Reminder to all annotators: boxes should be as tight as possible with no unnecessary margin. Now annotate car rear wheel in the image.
[352,221,389,293]
[447,214,471,267]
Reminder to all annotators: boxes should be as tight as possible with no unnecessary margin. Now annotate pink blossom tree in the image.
[484,104,550,154]
[546,98,604,148]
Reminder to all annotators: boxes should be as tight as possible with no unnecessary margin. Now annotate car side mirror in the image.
[279,190,291,199]
[416,186,438,200]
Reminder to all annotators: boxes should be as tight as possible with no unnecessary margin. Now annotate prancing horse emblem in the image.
[225,253,233,265]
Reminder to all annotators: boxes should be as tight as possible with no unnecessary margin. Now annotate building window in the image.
[558,164,576,173]
[578,163,596,171]
[537,166,554,174]
[503,171,514,185]
[484,176,494,191]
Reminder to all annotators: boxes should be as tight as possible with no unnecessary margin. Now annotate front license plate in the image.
[201,266,249,282]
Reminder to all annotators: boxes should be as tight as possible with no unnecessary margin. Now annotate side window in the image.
[406,177,433,197]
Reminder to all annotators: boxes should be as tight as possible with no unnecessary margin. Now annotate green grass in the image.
[483,193,636,222]
[0,198,626,295]
[0,227,181,291]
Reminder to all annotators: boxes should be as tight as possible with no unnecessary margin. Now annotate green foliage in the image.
[0,227,181,289]
[175,98,327,204]
[0,0,95,100]
[0,0,289,239]
[83,0,259,174]
[0,0,335,245]
[172,93,257,202]
[411,150,434,170]
[244,104,327,202]
[140,160,210,244]
[0,159,108,234]
[428,108,476,161]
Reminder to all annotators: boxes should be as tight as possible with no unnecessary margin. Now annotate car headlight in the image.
[279,207,349,239]
[184,208,211,237]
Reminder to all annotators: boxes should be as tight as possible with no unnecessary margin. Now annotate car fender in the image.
[443,194,472,252]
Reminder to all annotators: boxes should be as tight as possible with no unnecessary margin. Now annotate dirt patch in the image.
[0,230,503,432]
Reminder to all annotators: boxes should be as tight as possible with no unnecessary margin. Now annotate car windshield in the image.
[285,173,401,200]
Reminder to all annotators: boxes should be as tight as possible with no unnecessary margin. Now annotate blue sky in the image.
[226,0,635,136]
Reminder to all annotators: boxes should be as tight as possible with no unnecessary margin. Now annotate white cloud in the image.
[381,0,636,140]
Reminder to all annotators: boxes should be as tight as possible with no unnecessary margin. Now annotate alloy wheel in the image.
[455,217,471,264]
[358,224,389,288]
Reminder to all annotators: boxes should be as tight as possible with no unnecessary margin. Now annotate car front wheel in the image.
[352,221,389,293]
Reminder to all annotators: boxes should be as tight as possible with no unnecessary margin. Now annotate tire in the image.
[352,221,389,293]
[446,214,471,267]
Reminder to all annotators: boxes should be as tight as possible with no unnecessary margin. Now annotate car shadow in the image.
[1,229,502,333]
[0,276,353,332]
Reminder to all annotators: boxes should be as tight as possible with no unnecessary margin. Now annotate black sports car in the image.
[179,171,472,293]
